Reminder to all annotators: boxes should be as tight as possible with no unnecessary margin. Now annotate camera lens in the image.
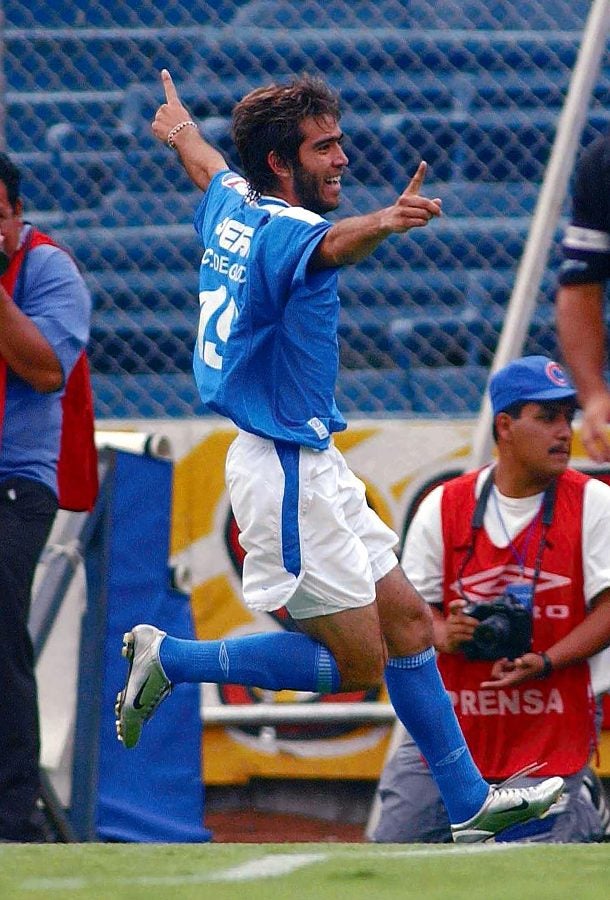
[473,614,511,655]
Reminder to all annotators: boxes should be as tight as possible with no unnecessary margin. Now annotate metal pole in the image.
[469,0,610,468]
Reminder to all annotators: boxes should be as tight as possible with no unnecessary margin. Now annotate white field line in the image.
[17,843,537,892]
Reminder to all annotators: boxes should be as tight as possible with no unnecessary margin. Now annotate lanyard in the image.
[456,467,556,595]
[490,485,540,575]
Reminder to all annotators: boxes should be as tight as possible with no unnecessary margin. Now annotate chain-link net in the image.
[2,0,606,417]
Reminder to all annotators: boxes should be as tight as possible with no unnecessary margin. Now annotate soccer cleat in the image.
[115,624,171,749]
[451,774,565,843]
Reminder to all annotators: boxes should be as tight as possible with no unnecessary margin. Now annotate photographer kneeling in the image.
[371,356,610,843]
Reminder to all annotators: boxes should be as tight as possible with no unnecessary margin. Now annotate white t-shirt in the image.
[402,466,610,694]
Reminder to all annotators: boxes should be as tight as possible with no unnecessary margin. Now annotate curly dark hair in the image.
[231,74,341,197]
[0,153,22,208]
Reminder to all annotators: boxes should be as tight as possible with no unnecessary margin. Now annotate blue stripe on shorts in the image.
[274,440,301,578]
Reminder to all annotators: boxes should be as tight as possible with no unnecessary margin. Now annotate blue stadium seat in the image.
[389,312,485,369]
[338,268,471,311]
[45,124,139,212]
[335,368,412,414]
[362,218,527,271]
[89,310,196,375]
[4,0,242,27]
[338,309,397,369]
[455,112,556,182]
[57,224,201,273]
[92,189,201,228]
[15,152,64,212]
[232,0,414,29]
[4,33,198,92]
[408,365,489,416]
[6,92,123,154]
[341,112,459,187]
[91,373,206,418]
[231,0,590,31]
[86,270,197,313]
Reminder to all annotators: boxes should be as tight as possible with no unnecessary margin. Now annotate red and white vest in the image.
[439,468,595,779]
[0,228,98,511]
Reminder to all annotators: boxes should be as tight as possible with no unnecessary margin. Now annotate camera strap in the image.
[456,466,557,594]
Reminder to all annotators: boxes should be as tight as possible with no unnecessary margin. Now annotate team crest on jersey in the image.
[450,564,570,604]
[221,173,248,194]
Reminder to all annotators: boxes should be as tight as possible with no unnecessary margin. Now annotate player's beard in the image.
[293,165,338,214]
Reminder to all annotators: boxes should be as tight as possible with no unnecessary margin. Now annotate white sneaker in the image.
[451,774,565,843]
[115,624,171,749]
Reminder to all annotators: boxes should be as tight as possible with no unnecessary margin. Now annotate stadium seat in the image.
[86,270,198,314]
[3,0,240,27]
[91,373,206,418]
[388,312,485,369]
[91,189,201,228]
[57,224,201,273]
[364,218,528,271]
[6,92,124,154]
[338,309,397,370]
[4,33,199,92]
[89,309,196,375]
[408,365,489,415]
[335,368,412,414]
[454,112,556,182]
[232,0,414,29]
[14,152,64,213]
[338,268,472,311]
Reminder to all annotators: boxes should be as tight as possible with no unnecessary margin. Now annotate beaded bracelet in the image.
[537,652,554,679]
[167,120,198,149]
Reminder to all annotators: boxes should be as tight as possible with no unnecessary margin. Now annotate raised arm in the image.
[151,69,227,192]
[556,280,610,461]
[312,161,442,269]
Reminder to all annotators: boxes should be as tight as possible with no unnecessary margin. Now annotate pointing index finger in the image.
[404,160,427,195]
[161,68,179,105]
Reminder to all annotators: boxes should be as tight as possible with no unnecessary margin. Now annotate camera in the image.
[460,587,532,661]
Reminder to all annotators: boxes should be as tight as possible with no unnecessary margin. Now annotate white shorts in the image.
[225,431,399,619]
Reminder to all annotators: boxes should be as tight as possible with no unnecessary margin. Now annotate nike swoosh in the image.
[508,799,529,812]
[132,679,151,710]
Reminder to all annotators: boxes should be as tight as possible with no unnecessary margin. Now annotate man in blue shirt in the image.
[116,71,564,842]
[0,152,92,841]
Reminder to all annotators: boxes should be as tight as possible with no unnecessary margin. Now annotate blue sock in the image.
[385,648,488,824]
[159,631,341,695]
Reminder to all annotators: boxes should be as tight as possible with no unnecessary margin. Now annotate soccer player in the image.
[556,129,610,462]
[115,70,563,842]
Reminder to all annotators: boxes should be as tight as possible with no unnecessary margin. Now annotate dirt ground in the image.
[205,808,367,843]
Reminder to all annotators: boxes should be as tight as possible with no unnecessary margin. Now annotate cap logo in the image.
[545,360,568,387]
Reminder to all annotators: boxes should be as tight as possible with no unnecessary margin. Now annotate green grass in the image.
[2,842,609,900]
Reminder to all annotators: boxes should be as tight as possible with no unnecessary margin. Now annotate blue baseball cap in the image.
[489,355,577,416]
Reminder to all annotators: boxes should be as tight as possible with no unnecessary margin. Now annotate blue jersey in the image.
[192,170,347,449]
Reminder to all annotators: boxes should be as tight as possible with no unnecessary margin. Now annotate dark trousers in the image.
[0,477,57,841]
